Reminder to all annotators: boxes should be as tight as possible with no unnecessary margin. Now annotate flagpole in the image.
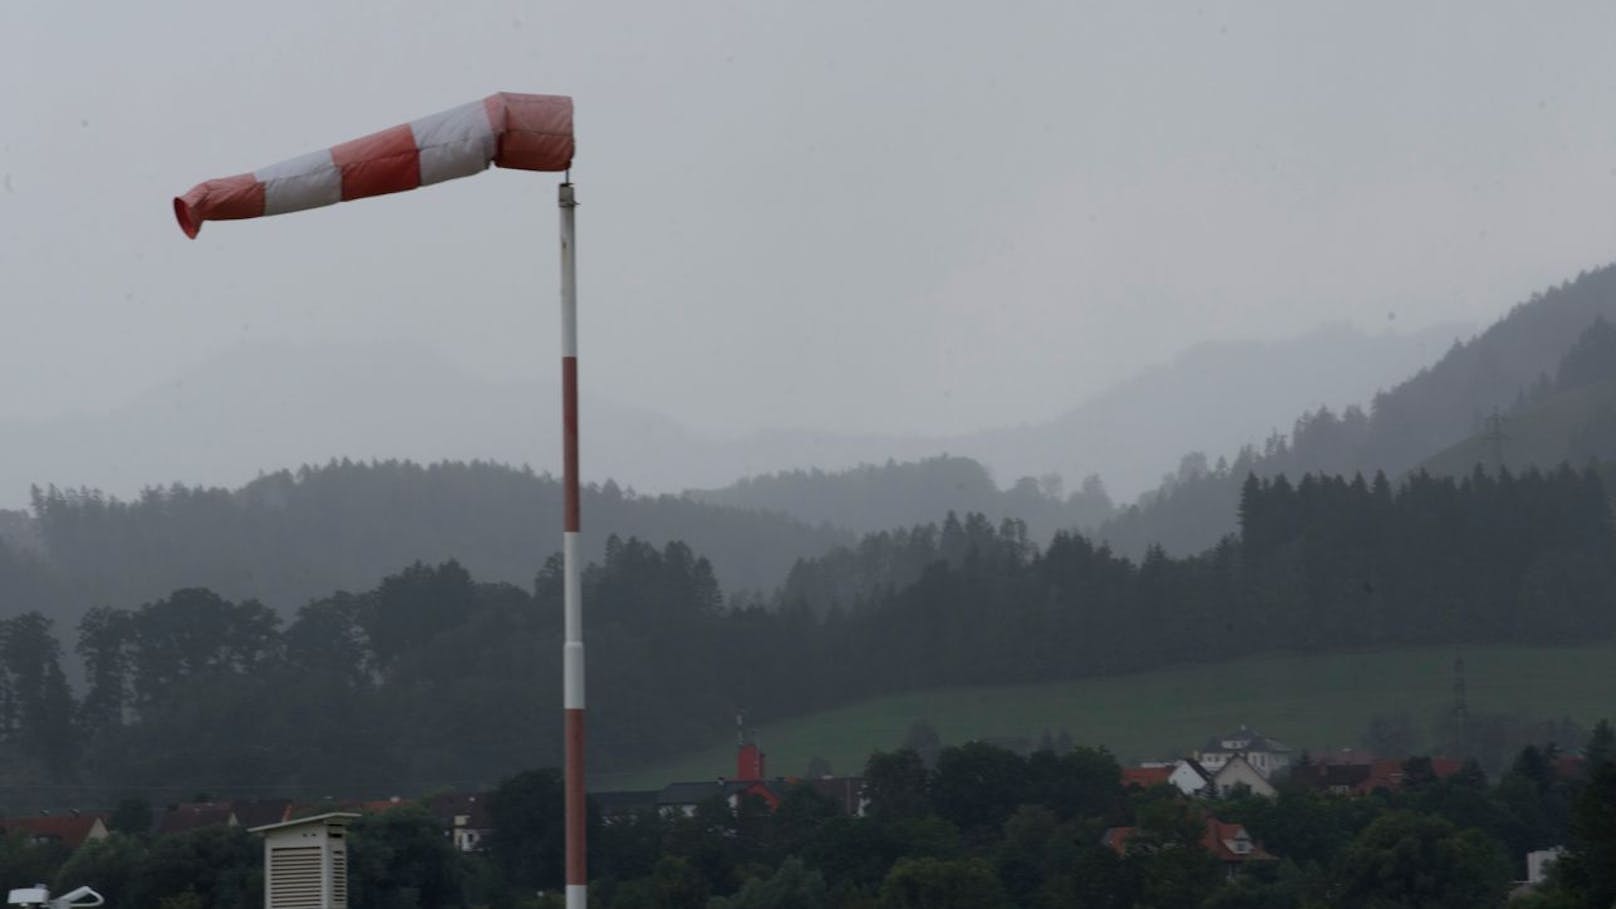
[558,179,586,909]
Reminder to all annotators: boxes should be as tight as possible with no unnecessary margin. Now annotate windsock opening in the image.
[173,196,201,239]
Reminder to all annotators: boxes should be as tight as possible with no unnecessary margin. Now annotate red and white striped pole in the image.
[169,92,584,899]
[558,180,587,909]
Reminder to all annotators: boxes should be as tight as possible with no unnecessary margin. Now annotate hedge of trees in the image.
[15,729,1616,909]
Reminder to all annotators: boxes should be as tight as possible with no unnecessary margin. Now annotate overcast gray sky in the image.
[4,1,1616,444]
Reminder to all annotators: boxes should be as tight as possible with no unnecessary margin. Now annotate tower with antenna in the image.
[1482,410,1509,473]
[1451,651,1469,758]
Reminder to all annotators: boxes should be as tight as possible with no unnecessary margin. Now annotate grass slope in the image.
[1421,378,1616,478]
[597,642,1616,790]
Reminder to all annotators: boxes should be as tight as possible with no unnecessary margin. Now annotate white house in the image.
[1526,848,1565,885]
[1195,726,1293,780]
[1168,760,1214,797]
[1211,754,1277,798]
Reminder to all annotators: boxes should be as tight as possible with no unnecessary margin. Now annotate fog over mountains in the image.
[0,321,1464,511]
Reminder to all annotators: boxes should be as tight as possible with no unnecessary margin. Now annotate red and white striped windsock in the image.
[173,92,573,237]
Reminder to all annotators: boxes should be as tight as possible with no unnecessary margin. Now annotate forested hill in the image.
[8,460,850,620]
[686,455,1114,540]
[2,462,1608,802]
[1422,317,1616,478]
[1100,263,1616,556]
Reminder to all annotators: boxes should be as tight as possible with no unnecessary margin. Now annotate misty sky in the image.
[4,1,1616,445]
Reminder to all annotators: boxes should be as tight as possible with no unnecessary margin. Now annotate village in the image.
[3,724,1581,898]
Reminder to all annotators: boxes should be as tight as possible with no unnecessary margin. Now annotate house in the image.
[802,776,867,817]
[286,797,407,822]
[158,802,237,835]
[1292,760,1374,795]
[1122,761,1213,798]
[647,735,787,818]
[1169,760,1215,797]
[615,737,865,821]
[1201,817,1279,878]
[654,781,730,817]
[1553,755,1586,782]
[590,790,660,823]
[1195,726,1293,780]
[1210,754,1277,798]
[1121,765,1174,790]
[1102,815,1277,879]
[1526,847,1564,885]
[231,800,293,829]
[0,815,110,850]
[1352,757,1464,795]
[654,779,782,817]
[424,793,494,853]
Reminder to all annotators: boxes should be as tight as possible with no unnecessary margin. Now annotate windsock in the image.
[173,92,573,238]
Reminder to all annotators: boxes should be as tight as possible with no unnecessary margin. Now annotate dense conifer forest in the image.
[0,463,1607,804]
[1,460,849,625]
[1099,265,1616,556]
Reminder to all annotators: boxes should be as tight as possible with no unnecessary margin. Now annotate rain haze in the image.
[6,5,1616,903]
[3,1,1616,503]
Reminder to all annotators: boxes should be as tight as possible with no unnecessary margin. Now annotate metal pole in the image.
[558,180,586,909]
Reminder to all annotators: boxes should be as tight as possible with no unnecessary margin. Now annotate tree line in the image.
[0,462,1608,803]
[1100,272,1616,558]
[14,730,1616,908]
[7,458,848,624]
[690,455,1114,542]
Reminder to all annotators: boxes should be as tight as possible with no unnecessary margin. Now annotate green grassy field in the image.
[595,642,1616,790]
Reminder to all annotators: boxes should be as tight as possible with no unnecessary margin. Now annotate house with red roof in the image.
[1352,757,1465,794]
[0,815,109,851]
[1292,759,1374,794]
[157,801,236,835]
[1123,760,1216,797]
[602,737,874,821]
[1121,765,1174,790]
[228,799,292,829]
[1101,815,1277,879]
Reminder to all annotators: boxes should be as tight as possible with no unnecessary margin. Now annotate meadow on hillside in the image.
[603,641,1616,789]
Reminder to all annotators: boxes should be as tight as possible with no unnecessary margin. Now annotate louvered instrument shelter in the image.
[250,813,360,909]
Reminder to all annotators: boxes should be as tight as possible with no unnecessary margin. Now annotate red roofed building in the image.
[229,799,291,829]
[158,802,236,835]
[1352,757,1465,795]
[802,777,867,816]
[1554,755,1587,782]
[0,815,109,850]
[1121,765,1174,789]
[1101,815,1277,879]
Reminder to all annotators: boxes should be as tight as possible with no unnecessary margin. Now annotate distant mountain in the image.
[1099,263,1616,557]
[695,322,1466,503]
[0,341,728,508]
[940,321,1467,500]
[687,455,1114,541]
[0,322,1465,516]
